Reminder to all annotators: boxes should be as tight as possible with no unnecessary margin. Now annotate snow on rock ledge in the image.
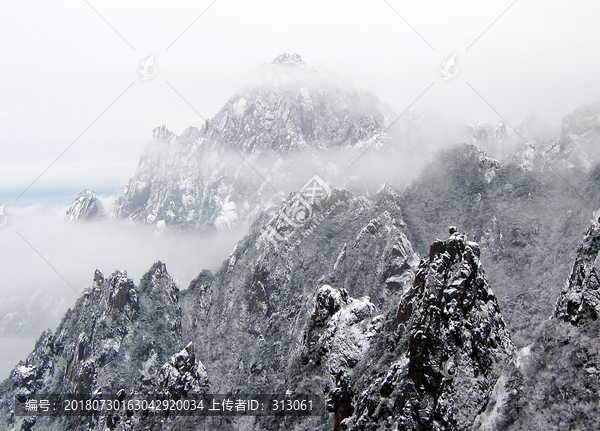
[303,284,380,378]
[156,342,209,398]
[339,228,513,430]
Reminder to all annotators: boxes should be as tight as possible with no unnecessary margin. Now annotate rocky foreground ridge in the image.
[3,178,600,430]
[3,179,530,431]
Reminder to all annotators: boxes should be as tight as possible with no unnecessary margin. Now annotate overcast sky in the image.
[1,0,600,203]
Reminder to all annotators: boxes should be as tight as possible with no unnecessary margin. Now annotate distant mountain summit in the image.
[546,102,600,170]
[271,52,305,66]
[210,52,386,154]
[113,54,389,230]
[465,103,600,172]
[65,189,105,222]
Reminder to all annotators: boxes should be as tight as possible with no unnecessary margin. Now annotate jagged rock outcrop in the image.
[0,262,205,431]
[338,230,513,430]
[65,190,105,222]
[554,224,600,324]
[156,342,209,399]
[113,53,390,230]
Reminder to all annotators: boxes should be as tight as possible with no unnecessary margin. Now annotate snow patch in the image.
[515,343,533,369]
[215,201,239,230]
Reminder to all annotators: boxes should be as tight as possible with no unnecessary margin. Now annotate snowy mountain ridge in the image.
[112,53,390,231]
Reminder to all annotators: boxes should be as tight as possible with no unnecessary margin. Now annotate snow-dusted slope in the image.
[338,230,513,430]
[9,173,600,430]
[0,263,207,430]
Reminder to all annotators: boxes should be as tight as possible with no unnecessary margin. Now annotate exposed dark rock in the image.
[311,285,350,327]
[341,231,513,430]
[554,225,600,324]
[156,342,208,399]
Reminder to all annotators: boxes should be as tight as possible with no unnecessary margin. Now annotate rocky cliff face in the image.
[112,53,389,231]
[471,222,600,430]
[337,230,513,430]
[0,263,207,431]
[400,142,599,347]
[554,223,600,324]
[178,183,420,431]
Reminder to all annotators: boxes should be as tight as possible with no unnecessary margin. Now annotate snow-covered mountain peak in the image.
[210,55,387,154]
[272,52,306,66]
[65,189,105,222]
[560,102,600,137]
[113,55,391,229]
[152,124,177,141]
